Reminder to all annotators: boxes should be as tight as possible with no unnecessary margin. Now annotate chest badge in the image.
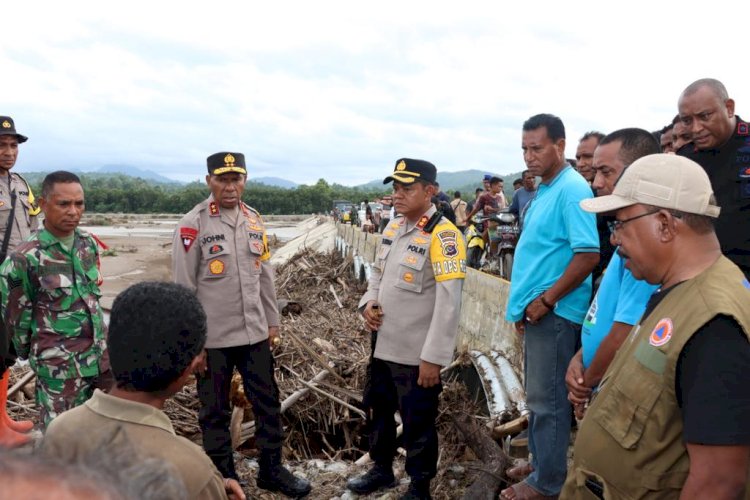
[209,259,225,275]
[649,318,674,347]
[209,244,223,255]
[179,227,198,252]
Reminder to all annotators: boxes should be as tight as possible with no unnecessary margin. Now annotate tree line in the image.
[25,174,390,215]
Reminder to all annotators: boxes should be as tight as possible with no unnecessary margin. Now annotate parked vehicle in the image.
[483,210,519,280]
[464,214,485,269]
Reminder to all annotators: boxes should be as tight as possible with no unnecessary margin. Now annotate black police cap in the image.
[383,158,437,185]
[207,152,247,176]
[0,116,28,143]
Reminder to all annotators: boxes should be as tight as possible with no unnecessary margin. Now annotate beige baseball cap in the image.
[580,154,721,217]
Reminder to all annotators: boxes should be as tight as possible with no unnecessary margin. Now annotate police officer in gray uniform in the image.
[172,152,311,498]
[0,115,39,446]
[347,159,466,500]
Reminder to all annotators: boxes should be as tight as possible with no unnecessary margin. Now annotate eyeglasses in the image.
[607,209,661,234]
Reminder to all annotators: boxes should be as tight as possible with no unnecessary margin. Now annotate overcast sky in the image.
[3,1,749,185]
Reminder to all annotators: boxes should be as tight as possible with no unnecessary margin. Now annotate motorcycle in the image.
[464,214,485,269]
[483,210,519,280]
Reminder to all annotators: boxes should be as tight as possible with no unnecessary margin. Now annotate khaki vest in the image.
[564,256,750,499]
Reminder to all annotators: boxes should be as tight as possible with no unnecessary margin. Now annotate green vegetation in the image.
[27,174,390,215]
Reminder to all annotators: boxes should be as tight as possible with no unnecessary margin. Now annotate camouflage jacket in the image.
[0,228,108,379]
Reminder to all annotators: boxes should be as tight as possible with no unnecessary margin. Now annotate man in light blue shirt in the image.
[565,129,661,418]
[501,114,599,500]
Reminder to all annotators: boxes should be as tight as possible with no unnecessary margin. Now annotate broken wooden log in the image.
[238,369,330,444]
[8,371,35,398]
[490,414,528,440]
[452,413,512,500]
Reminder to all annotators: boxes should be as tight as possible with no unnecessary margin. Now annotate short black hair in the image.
[523,113,566,142]
[41,171,82,198]
[490,176,503,186]
[454,191,461,198]
[475,188,483,195]
[522,169,534,179]
[109,281,207,393]
[580,131,605,144]
[600,128,660,168]
[513,178,522,186]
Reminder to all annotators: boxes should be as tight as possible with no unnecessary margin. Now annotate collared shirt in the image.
[0,172,39,253]
[506,165,599,323]
[581,251,659,368]
[359,206,465,366]
[172,196,279,349]
[678,116,750,277]
[43,390,228,500]
[0,227,107,378]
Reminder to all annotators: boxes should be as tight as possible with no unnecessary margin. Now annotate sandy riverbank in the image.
[86,214,321,309]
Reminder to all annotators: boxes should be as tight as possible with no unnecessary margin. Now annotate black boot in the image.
[400,479,432,500]
[346,464,397,495]
[257,450,311,498]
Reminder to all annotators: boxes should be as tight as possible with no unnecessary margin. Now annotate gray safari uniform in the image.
[172,196,279,348]
[171,195,284,480]
[358,203,466,483]
[0,173,39,252]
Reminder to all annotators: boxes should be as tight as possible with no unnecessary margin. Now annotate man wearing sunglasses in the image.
[562,154,750,499]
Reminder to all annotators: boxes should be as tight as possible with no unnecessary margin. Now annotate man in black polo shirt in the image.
[677,78,750,278]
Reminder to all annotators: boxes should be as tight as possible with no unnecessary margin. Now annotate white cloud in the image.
[4,1,750,185]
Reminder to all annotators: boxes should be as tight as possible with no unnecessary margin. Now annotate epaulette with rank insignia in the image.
[209,201,220,217]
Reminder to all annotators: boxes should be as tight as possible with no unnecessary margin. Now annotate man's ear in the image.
[725,98,736,119]
[205,175,211,186]
[657,210,678,242]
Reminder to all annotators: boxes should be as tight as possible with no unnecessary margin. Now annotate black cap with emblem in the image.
[383,158,437,185]
[207,152,247,176]
[0,116,28,143]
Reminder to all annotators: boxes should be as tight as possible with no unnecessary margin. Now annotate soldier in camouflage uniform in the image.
[0,171,109,428]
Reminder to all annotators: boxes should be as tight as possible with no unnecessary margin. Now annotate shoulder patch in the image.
[436,229,459,257]
[180,227,198,252]
[738,122,749,136]
[649,318,673,347]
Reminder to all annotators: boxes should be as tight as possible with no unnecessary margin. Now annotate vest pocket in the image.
[593,373,662,450]
[393,252,427,293]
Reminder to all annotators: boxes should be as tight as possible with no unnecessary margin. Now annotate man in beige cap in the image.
[562,154,750,499]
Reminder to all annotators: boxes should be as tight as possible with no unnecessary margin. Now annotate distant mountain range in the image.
[250,177,298,189]
[358,168,525,197]
[96,164,178,184]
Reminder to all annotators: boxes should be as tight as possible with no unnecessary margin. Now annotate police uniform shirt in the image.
[0,173,38,250]
[678,117,750,277]
[359,205,466,367]
[172,196,279,349]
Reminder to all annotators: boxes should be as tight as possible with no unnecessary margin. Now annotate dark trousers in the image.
[368,359,442,481]
[198,342,283,479]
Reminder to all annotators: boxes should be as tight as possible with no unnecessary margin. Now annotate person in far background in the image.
[450,191,468,233]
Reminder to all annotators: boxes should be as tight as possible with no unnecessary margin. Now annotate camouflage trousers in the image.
[36,375,97,428]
